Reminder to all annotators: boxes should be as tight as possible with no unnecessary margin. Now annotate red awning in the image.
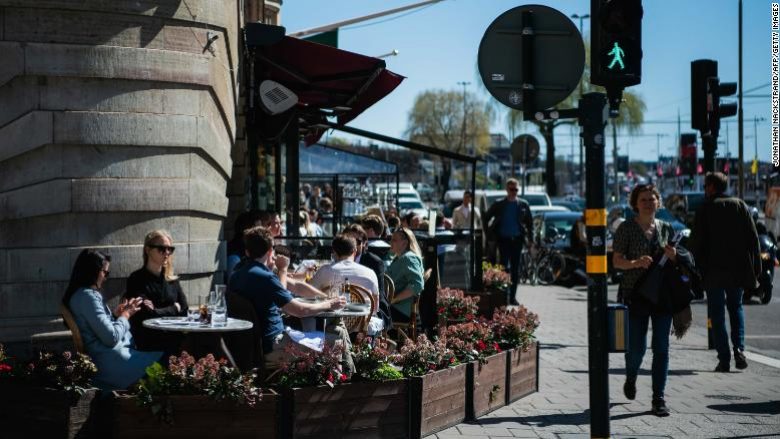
[254,35,405,144]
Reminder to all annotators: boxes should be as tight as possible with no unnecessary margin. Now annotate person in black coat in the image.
[689,172,760,372]
[483,179,533,305]
[125,230,188,352]
[344,224,392,330]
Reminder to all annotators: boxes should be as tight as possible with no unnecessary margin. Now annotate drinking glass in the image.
[210,287,227,327]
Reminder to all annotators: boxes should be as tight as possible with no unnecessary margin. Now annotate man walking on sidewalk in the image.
[484,178,533,305]
[689,172,760,372]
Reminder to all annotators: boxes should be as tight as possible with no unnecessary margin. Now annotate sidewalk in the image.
[429,285,780,438]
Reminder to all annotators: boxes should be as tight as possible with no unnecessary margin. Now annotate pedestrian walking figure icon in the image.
[607,42,625,70]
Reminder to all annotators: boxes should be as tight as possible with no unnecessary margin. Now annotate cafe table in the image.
[294,298,371,337]
[143,317,253,368]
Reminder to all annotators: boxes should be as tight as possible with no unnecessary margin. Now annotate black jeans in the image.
[498,236,523,299]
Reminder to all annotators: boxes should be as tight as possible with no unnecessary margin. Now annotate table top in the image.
[142,317,253,333]
[293,298,372,319]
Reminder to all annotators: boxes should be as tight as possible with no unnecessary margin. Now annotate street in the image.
[586,271,780,363]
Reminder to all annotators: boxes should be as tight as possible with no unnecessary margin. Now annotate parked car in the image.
[397,197,429,219]
[415,182,436,200]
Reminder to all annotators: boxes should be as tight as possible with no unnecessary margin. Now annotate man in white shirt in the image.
[452,190,481,229]
[310,235,384,335]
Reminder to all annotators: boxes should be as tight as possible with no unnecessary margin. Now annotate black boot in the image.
[734,349,748,370]
[714,361,730,372]
[623,377,636,400]
[652,398,670,417]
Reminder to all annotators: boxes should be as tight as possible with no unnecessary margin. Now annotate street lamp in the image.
[457,81,471,186]
[571,13,590,196]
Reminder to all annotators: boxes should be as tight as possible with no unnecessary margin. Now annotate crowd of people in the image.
[61,209,427,392]
[60,171,759,421]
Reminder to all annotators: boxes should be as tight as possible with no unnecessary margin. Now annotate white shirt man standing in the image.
[452,190,481,229]
[310,235,384,335]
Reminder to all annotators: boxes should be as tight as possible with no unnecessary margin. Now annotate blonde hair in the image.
[143,229,178,281]
[394,228,422,258]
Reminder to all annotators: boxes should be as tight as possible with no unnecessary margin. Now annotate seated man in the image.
[310,235,384,335]
[229,226,353,372]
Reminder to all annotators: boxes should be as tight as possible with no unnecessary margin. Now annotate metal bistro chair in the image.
[60,304,85,354]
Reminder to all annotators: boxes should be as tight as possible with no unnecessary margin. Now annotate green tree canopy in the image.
[405,89,493,195]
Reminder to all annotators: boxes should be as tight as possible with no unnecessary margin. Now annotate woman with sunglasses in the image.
[63,249,163,391]
[387,228,425,325]
[125,230,188,351]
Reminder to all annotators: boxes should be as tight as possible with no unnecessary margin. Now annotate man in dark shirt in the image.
[229,226,350,370]
[689,172,760,372]
[484,178,533,305]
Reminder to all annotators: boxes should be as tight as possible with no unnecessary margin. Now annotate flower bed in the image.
[0,344,101,439]
[113,351,267,438]
[436,287,479,325]
[393,335,466,438]
[276,338,409,438]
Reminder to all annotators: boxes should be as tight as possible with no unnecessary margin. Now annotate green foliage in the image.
[490,306,540,351]
[134,351,261,424]
[392,335,459,378]
[352,336,402,382]
[276,343,346,388]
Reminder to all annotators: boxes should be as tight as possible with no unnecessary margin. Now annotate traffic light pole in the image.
[581,92,610,439]
[702,133,717,173]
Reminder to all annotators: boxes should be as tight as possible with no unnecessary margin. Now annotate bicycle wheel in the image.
[536,251,566,285]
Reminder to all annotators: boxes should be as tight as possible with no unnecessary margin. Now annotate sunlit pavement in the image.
[430,285,780,438]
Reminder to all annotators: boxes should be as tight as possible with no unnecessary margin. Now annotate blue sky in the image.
[283,0,771,163]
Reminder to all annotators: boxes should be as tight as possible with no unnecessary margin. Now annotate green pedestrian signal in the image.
[606,42,625,70]
[591,0,643,88]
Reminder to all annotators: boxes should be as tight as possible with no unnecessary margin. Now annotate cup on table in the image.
[210,287,227,327]
[187,307,201,325]
[199,295,211,324]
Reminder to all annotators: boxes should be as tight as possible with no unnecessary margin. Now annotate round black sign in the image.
[511,134,540,164]
[478,5,585,111]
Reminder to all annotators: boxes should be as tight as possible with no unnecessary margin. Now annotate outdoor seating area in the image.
[0,235,539,438]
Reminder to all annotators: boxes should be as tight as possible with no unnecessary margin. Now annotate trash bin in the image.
[607,303,629,353]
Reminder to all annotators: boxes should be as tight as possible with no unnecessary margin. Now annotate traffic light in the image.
[707,77,738,137]
[691,59,717,132]
[679,133,697,176]
[590,0,643,88]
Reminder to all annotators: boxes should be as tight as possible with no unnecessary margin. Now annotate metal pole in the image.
[572,13,589,197]
[738,0,744,198]
[470,162,478,289]
[287,0,444,37]
[613,121,619,203]
[458,81,471,186]
[580,92,610,439]
[755,116,759,206]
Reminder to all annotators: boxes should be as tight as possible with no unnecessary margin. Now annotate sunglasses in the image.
[508,187,519,192]
[149,245,176,254]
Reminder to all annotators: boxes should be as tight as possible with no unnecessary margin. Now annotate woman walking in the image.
[612,184,677,417]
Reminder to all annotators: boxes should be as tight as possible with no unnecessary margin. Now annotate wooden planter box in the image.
[408,363,468,439]
[506,342,539,404]
[281,380,408,438]
[466,351,508,420]
[465,289,508,318]
[112,390,279,439]
[0,382,100,439]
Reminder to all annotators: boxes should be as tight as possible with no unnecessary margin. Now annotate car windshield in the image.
[399,199,425,210]
[655,208,677,223]
[544,217,578,237]
[522,194,549,206]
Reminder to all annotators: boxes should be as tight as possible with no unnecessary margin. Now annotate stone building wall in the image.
[0,0,242,344]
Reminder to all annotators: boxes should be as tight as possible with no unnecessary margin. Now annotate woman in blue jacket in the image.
[63,249,162,391]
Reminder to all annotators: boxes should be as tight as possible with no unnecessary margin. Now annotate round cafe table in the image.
[143,317,253,368]
[294,298,371,336]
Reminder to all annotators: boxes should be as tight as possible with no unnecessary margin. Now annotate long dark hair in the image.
[62,249,111,308]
